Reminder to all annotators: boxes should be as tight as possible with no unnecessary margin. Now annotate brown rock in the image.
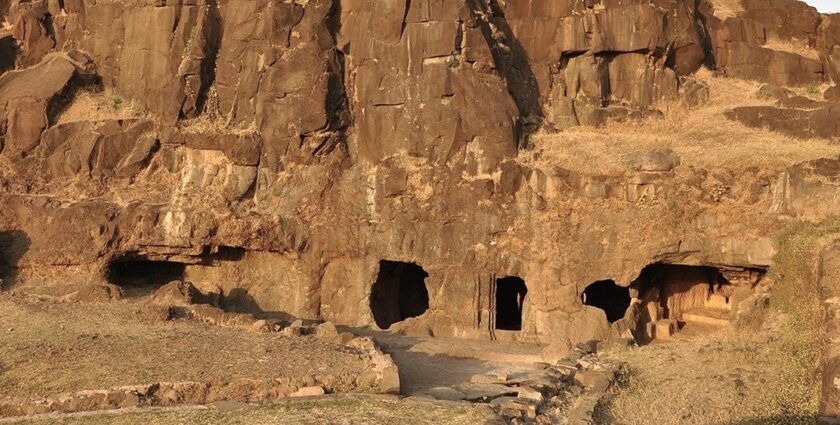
[0,56,75,158]
[290,386,325,398]
[149,281,202,308]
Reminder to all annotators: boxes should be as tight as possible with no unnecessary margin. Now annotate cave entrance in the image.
[106,257,186,297]
[632,263,733,341]
[582,280,631,323]
[370,260,430,330]
[495,276,527,331]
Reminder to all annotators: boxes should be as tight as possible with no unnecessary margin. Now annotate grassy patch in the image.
[598,219,840,425]
[8,397,499,425]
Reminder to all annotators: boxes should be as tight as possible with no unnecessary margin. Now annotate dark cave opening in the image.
[582,280,631,323]
[106,257,186,296]
[370,260,430,330]
[495,276,528,331]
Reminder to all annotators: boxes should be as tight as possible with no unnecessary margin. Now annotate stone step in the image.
[682,308,731,326]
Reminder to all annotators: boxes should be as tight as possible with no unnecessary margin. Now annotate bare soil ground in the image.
[359,331,543,395]
[0,292,373,399]
[1,396,500,425]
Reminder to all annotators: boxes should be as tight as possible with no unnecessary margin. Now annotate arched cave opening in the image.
[495,276,528,331]
[369,260,430,330]
[582,280,631,323]
[632,263,734,340]
[106,257,186,296]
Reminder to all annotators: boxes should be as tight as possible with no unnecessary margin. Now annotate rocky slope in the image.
[1,0,840,403]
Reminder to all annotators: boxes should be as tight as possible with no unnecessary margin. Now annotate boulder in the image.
[290,386,325,398]
[625,149,681,172]
[314,321,342,344]
[423,386,466,401]
[148,281,202,307]
[0,56,76,158]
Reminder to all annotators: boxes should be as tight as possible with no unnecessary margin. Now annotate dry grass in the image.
[597,329,772,425]
[0,293,372,399]
[526,69,840,175]
[178,86,256,136]
[598,220,840,425]
[763,38,822,61]
[56,89,146,124]
[5,397,499,425]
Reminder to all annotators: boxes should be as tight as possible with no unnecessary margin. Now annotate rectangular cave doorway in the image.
[369,260,430,330]
[106,256,186,297]
[495,276,528,331]
[632,263,734,341]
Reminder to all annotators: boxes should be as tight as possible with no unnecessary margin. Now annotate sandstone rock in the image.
[825,86,840,102]
[423,386,466,401]
[459,383,519,402]
[517,386,544,404]
[248,319,270,333]
[149,281,202,308]
[573,371,612,392]
[314,321,342,344]
[626,149,681,172]
[290,386,325,398]
[471,374,505,385]
[0,56,75,158]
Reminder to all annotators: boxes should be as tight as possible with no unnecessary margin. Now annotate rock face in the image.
[0,0,837,356]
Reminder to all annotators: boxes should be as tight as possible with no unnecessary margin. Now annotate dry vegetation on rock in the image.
[527,70,840,175]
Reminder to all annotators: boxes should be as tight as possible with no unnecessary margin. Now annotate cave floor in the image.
[355,330,544,395]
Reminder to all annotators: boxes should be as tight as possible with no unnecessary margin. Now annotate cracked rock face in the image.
[0,0,838,354]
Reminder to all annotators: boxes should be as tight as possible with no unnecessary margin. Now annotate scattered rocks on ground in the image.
[290,386,325,398]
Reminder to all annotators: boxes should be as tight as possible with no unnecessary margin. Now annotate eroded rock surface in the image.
[0,0,838,387]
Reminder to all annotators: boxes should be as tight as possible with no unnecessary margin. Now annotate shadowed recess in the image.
[370,260,430,330]
[582,280,631,323]
[496,276,527,331]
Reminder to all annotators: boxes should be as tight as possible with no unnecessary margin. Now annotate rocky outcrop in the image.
[726,105,840,139]
[0,55,76,158]
[0,0,838,355]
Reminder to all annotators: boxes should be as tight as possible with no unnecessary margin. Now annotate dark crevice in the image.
[400,0,412,42]
[694,0,718,70]
[466,0,544,148]
[320,0,351,159]
[191,0,223,118]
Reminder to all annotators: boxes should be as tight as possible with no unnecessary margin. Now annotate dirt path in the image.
[357,330,544,395]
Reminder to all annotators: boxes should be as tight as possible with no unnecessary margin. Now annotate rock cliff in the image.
[0,0,838,356]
